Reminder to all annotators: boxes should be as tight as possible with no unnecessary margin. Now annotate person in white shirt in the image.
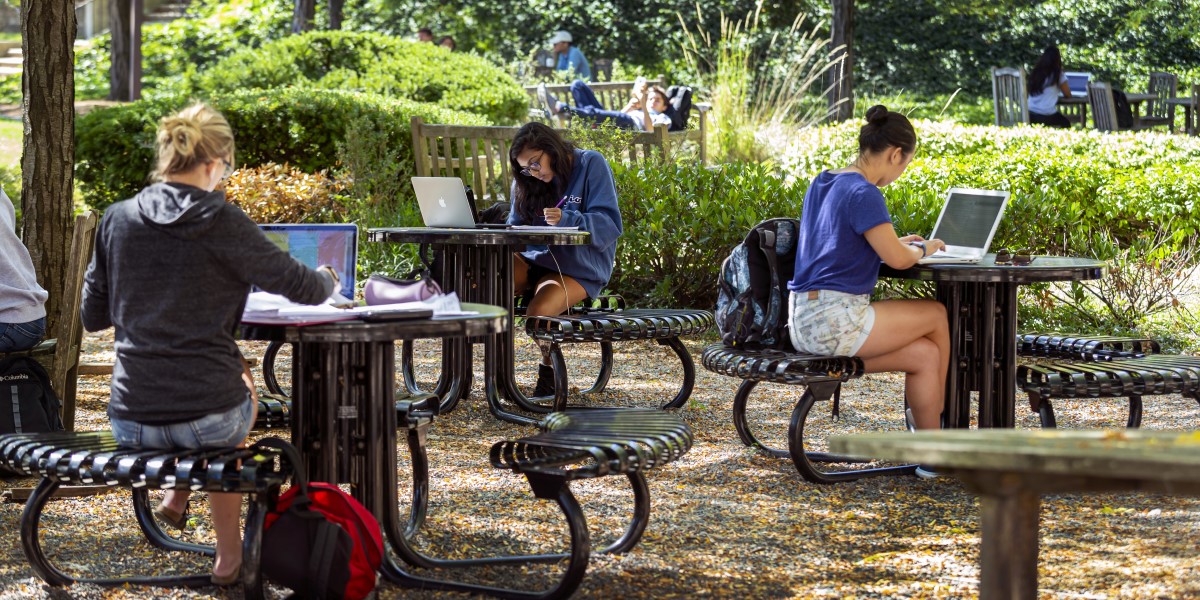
[1027,44,1072,128]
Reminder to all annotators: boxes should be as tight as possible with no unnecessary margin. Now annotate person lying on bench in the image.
[787,105,950,478]
[80,103,339,586]
[508,122,623,396]
[537,79,680,132]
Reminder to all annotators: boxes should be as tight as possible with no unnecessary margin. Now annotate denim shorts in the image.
[0,317,46,352]
[789,290,875,356]
[110,395,255,450]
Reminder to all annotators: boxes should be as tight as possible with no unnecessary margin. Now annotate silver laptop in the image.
[412,176,510,229]
[919,188,1011,264]
[1064,71,1090,97]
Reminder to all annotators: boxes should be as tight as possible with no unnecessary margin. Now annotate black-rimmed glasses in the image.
[519,152,544,177]
[994,248,1034,266]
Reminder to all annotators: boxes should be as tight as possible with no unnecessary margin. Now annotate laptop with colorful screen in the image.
[258,223,358,299]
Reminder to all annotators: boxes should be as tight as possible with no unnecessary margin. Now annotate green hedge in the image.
[75,87,487,211]
[196,31,530,125]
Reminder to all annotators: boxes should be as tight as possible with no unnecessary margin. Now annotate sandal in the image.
[152,503,188,531]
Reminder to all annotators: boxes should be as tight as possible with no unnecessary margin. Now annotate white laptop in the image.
[1063,71,1090,97]
[412,176,508,229]
[918,188,1011,264]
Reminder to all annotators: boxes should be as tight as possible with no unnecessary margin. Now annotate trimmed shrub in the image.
[74,87,487,211]
[196,31,529,124]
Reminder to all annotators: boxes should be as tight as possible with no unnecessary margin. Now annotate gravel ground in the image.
[1,330,1198,599]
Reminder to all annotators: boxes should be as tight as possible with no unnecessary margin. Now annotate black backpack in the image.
[1113,89,1134,129]
[715,218,801,350]
[0,356,63,435]
[665,85,693,131]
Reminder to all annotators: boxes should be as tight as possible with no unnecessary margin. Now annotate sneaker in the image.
[536,83,560,117]
[914,464,941,480]
[533,363,556,397]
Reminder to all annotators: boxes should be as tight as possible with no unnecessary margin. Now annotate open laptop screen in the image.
[930,190,1008,250]
[259,223,358,299]
[1063,71,1090,96]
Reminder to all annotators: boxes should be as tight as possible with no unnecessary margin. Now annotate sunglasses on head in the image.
[994,248,1034,265]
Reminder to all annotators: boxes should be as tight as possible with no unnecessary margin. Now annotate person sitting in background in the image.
[537,79,679,132]
[416,28,434,42]
[0,188,48,352]
[548,30,590,82]
[1027,43,1072,128]
[81,102,339,585]
[439,35,456,51]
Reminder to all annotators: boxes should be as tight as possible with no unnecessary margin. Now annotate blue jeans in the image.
[570,79,604,109]
[566,79,640,129]
[0,317,46,352]
[110,395,255,450]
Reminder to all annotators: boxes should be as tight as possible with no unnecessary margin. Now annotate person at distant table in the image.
[548,30,591,82]
[1027,43,1072,128]
[439,35,456,51]
[417,28,434,43]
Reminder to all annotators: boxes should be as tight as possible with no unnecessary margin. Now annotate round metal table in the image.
[881,255,1107,428]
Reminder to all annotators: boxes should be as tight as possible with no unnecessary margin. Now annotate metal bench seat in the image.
[523,308,714,410]
[388,403,692,600]
[1017,332,1160,361]
[0,431,288,598]
[701,344,916,484]
[1018,354,1200,428]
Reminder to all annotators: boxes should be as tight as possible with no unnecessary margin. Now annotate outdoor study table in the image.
[831,429,1200,600]
[239,303,506,511]
[880,255,1106,429]
[368,227,590,425]
[1058,92,1157,128]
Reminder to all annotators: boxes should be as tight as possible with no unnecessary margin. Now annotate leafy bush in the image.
[74,87,487,211]
[224,163,350,223]
[196,31,529,124]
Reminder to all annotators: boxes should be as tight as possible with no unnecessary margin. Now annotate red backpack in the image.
[259,438,383,600]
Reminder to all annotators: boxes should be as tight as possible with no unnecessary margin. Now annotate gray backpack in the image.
[714,218,801,350]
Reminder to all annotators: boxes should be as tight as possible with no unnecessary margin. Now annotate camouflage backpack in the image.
[715,218,801,350]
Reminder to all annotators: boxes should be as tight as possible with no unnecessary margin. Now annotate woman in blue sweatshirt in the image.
[508,122,623,396]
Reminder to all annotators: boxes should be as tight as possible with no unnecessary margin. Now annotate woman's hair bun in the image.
[865,104,890,125]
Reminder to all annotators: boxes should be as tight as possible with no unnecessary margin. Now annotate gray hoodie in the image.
[81,182,334,424]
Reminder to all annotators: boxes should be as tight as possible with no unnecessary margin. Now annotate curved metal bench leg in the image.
[1127,395,1143,428]
[132,488,215,556]
[404,422,432,538]
[656,337,694,409]
[731,380,790,458]
[551,347,570,412]
[596,472,650,555]
[788,386,917,484]
[1037,397,1058,428]
[581,341,614,395]
[262,341,288,398]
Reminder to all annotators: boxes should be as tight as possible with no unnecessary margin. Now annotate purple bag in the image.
[363,273,442,306]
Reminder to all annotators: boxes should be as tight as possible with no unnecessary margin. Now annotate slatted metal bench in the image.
[387,404,692,599]
[523,308,714,410]
[1017,332,1161,361]
[701,344,917,484]
[0,431,288,598]
[1018,355,1200,427]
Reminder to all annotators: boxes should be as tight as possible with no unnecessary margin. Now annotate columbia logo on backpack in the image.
[715,218,802,350]
[258,437,383,600]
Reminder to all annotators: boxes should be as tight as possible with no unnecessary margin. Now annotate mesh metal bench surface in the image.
[388,404,692,600]
[1018,355,1200,427]
[0,432,287,598]
[523,308,714,410]
[702,344,916,484]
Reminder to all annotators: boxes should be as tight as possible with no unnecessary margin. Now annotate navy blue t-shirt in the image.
[787,171,892,296]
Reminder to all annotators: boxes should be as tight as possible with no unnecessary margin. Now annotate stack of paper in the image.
[242,290,476,325]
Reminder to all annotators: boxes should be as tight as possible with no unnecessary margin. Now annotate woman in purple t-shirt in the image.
[788,106,950,475]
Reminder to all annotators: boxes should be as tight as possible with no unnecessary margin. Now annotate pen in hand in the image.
[544,196,568,226]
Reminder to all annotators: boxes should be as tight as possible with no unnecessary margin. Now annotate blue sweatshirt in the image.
[508,148,622,298]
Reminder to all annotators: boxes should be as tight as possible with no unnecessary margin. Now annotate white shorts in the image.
[788,290,875,356]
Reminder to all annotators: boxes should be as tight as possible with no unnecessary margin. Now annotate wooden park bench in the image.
[702,344,917,484]
[523,77,709,165]
[523,306,714,410]
[0,431,289,598]
[1016,332,1200,428]
[411,116,677,202]
[831,428,1200,600]
[390,401,693,599]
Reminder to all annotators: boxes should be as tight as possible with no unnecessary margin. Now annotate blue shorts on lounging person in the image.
[110,395,255,449]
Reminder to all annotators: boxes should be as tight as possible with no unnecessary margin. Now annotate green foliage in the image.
[74,88,487,211]
[0,162,21,218]
[196,31,529,124]
[611,161,806,308]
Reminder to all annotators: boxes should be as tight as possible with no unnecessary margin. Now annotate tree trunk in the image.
[21,0,76,333]
[292,0,316,33]
[108,0,142,101]
[329,0,344,30]
[828,0,855,122]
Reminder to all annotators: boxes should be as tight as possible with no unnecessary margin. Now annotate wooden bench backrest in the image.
[1088,81,1119,132]
[53,211,98,431]
[411,116,669,203]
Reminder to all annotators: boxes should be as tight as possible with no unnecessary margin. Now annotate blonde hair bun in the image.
[153,102,236,181]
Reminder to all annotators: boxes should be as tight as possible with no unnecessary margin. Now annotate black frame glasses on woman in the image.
[519,151,545,177]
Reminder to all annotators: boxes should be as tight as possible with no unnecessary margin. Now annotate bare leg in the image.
[526,272,588,365]
[854,299,949,430]
[210,492,243,578]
